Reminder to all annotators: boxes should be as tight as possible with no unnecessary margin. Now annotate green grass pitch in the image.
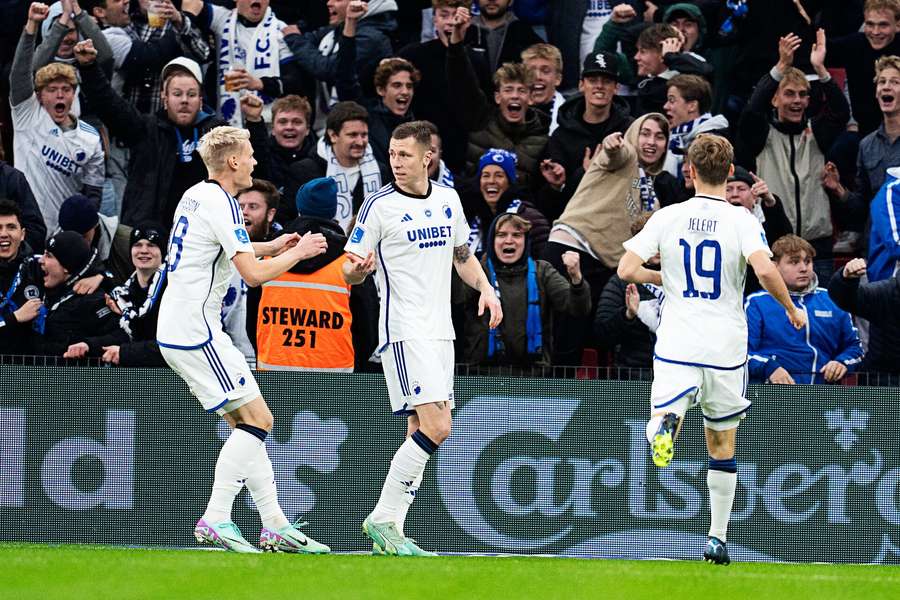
[2,543,898,600]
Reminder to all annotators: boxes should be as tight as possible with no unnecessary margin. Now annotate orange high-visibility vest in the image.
[256,257,354,371]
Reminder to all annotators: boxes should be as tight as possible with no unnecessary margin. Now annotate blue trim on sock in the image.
[709,457,737,474]
[411,430,438,455]
[236,423,268,442]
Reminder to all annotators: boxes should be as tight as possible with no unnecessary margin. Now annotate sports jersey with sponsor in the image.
[623,195,771,368]
[11,95,104,233]
[345,182,470,349]
[157,180,254,348]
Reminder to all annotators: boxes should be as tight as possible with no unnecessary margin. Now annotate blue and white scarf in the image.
[317,138,382,233]
[434,160,455,188]
[218,7,281,127]
[485,256,542,359]
[638,167,658,212]
[668,113,714,155]
[112,265,166,337]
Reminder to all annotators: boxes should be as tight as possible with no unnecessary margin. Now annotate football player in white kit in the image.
[157,126,332,553]
[618,134,806,565]
[342,121,502,555]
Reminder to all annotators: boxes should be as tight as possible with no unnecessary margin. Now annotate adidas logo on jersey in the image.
[401,213,413,222]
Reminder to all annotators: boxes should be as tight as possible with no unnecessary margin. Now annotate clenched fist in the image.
[562,251,582,285]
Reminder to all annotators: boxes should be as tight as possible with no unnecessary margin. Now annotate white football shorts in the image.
[650,358,750,431]
[381,339,455,416]
[161,330,261,416]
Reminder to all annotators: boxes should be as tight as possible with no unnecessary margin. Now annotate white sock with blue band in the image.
[370,430,437,525]
[708,457,738,541]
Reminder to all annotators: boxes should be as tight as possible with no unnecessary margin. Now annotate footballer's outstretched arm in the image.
[233,232,327,287]
[748,249,807,329]
[453,244,503,328]
[617,250,663,286]
[252,232,301,258]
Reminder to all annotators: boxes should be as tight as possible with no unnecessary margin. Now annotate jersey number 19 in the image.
[679,238,721,300]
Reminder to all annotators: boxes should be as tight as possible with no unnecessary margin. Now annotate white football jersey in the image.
[157,180,254,348]
[11,95,104,234]
[345,181,470,349]
[623,194,771,368]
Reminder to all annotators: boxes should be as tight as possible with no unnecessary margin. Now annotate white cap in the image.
[160,57,203,86]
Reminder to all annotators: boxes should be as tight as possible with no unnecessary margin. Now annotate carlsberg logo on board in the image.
[437,397,900,563]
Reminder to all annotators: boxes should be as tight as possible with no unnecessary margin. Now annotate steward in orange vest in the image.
[256,256,354,371]
[256,177,357,371]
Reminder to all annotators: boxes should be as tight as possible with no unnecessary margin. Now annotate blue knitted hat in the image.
[295,177,338,219]
[478,148,518,184]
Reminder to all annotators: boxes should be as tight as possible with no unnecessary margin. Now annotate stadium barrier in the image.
[1,366,898,564]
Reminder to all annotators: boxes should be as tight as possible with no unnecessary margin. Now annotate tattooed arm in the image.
[452,244,503,328]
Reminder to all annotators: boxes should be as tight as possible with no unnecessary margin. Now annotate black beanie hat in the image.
[47,231,94,278]
[57,194,100,234]
[130,223,167,251]
[728,165,755,187]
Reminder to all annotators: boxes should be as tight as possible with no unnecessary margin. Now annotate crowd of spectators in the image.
[0,0,899,386]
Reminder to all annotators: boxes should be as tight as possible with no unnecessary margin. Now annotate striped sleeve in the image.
[346,185,391,257]
[208,187,253,258]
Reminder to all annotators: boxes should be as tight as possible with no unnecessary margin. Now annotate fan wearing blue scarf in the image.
[462,212,592,368]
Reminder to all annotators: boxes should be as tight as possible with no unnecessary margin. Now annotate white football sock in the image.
[646,415,663,444]
[370,437,430,524]
[395,470,424,536]
[245,443,290,531]
[707,469,737,542]
[202,428,262,524]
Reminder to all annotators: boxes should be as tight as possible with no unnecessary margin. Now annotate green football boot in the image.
[362,516,410,556]
[260,520,330,554]
[652,413,680,468]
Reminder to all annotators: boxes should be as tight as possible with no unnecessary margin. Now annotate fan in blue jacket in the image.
[866,166,900,283]
[746,235,863,385]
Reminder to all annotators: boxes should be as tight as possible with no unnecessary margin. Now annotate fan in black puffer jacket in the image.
[77,58,225,228]
[29,232,122,358]
[593,274,657,370]
[828,265,900,382]
[100,225,170,367]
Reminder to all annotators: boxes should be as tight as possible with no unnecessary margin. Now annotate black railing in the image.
[1,354,897,386]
